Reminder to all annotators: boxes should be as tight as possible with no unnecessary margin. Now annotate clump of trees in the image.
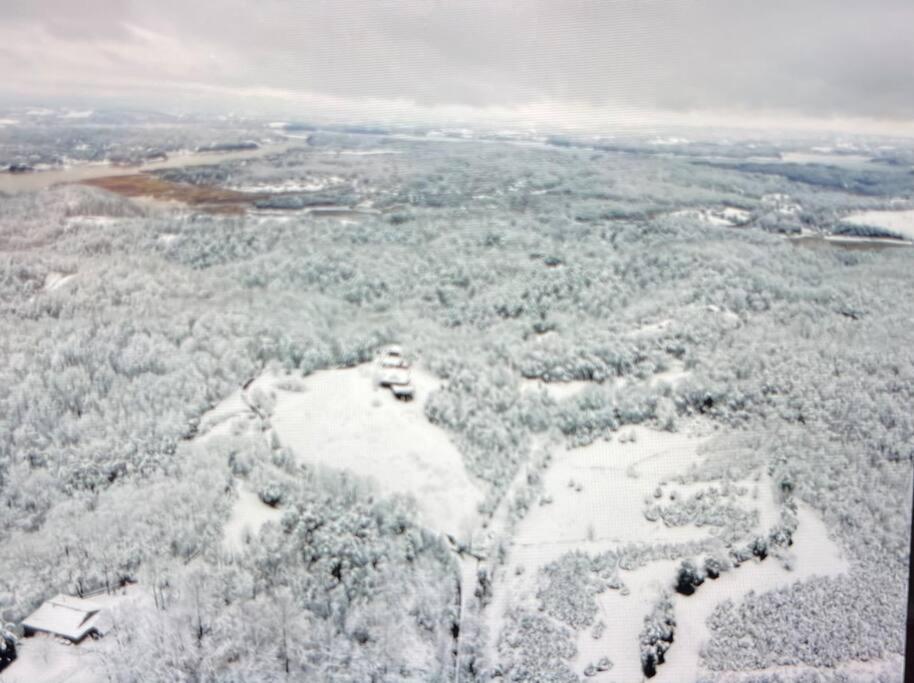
[640,593,676,678]
[497,607,578,683]
[0,626,15,673]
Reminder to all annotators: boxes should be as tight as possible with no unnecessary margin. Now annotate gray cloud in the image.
[1,0,913,127]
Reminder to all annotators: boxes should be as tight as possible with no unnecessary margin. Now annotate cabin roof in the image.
[22,595,106,642]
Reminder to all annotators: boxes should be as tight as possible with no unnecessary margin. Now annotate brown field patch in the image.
[80,173,268,213]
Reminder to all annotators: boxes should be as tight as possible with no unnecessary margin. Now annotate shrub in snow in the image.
[591,620,605,640]
[674,559,706,596]
[537,551,616,629]
[703,553,731,580]
[640,593,676,678]
[655,396,678,431]
[259,482,284,507]
[749,536,769,560]
[646,486,758,544]
[0,627,16,673]
[497,607,578,682]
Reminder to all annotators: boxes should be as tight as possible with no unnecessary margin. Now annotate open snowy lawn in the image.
[223,483,283,552]
[489,425,848,682]
[0,636,94,683]
[843,209,914,241]
[510,427,713,553]
[649,359,692,388]
[669,207,750,226]
[196,390,251,439]
[259,364,485,540]
[655,503,847,683]
[780,152,876,168]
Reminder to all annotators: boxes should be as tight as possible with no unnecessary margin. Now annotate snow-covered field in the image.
[670,207,751,226]
[263,364,484,539]
[228,177,345,193]
[206,363,485,541]
[488,425,847,682]
[222,483,283,552]
[780,152,876,168]
[843,209,914,241]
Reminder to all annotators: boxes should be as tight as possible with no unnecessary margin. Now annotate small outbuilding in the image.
[377,345,415,400]
[22,595,110,643]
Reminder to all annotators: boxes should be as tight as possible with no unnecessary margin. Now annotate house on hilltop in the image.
[378,345,415,401]
[22,594,110,643]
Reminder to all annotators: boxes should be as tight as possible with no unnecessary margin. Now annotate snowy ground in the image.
[0,586,150,683]
[487,424,848,682]
[222,483,283,553]
[843,209,914,241]
[247,363,485,541]
[780,152,876,168]
[670,207,751,227]
[228,177,345,193]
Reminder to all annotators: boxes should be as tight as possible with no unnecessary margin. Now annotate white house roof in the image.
[22,595,106,641]
[379,368,410,386]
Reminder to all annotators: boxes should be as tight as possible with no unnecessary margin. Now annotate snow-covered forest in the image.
[0,111,912,682]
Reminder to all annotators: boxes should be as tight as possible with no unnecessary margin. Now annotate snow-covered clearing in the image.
[709,654,904,683]
[649,359,691,388]
[825,234,912,247]
[488,424,847,682]
[253,364,485,540]
[228,177,345,193]
[196,389,251,440]
[657,503,847,683]
[843,209,914,241]
[0,636,94,683]
[670,207,750,227]
[780,152,875,168]
[222,483,283,553]
[42,272,76,292]
[627,318,673,338]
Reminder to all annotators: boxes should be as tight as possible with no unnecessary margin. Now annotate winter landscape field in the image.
[0,107,912,682]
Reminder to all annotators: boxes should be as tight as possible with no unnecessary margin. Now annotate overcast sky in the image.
[2,0,913,133]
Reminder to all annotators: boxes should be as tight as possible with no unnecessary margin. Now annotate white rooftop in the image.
[22,594,107,642]
[379,368,411,386]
